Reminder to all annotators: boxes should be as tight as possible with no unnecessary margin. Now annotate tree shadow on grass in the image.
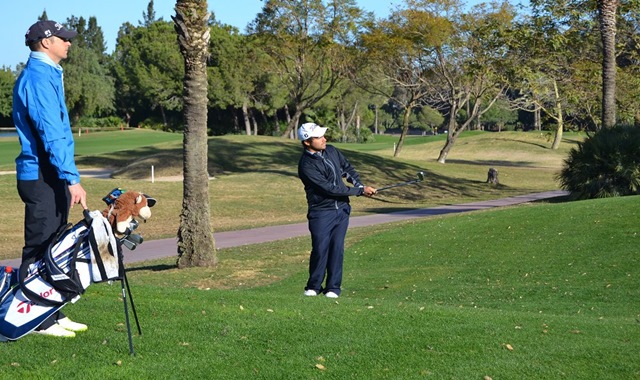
[125,263,177,273]
[445,159,537,167]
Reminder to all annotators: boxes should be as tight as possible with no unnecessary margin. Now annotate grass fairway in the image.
[1,196,637,379]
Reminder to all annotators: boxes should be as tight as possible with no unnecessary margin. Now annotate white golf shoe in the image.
[57,317,88,332]
[34,324,76,338]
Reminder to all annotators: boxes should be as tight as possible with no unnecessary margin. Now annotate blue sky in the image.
[3,0,494,69]
[3,0,399,69]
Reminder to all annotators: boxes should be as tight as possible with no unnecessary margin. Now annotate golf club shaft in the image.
[377,179,419,192]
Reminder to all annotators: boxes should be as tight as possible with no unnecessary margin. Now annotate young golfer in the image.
[297,123,376,298]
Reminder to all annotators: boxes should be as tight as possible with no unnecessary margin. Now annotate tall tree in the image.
[173,0,217,268]
[359,0,452,157]
[249,0,366,138]
[508,0,591,146]
[64,16,116,120]
[113,19,184,127]
[432,1,512,163]
[598,0,618,128]
[208,22,263,135]
[143,0,160,26]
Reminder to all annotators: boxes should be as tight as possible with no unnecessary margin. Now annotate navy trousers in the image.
[305,204,351,295]
[17,170,70,329]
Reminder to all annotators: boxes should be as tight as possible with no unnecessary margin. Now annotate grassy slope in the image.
[1,196,637,379]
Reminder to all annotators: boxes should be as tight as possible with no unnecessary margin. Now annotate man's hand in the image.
[363,186,377,197]
[68,183,87,209]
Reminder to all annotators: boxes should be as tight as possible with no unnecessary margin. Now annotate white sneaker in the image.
[57,317,88,332]
[34,324,76,338]
[325,291,339,299]
[304,289,318,296]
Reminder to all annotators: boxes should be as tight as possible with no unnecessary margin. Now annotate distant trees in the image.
[1,0,637,160]
[0,68,14,119]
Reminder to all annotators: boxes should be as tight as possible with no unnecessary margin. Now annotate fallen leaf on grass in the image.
[315,364,326,370]
[504,343,514,351]
[11,363,19,367]
[484,376,493,380]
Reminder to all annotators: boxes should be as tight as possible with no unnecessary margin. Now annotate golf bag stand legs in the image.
[119,258,142,356]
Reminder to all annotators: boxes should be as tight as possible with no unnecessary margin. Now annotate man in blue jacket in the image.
[298,123,376,298]
[12,20,88,338]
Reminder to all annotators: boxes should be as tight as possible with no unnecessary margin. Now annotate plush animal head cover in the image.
[102,191,154,235]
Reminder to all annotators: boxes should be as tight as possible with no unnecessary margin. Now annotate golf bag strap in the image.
[18,257,63,307]
[43,233,86,302]
[19,223,85,307]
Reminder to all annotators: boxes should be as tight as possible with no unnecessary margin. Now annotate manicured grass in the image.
[0,129,183,171]
[1,196,637,379]
[0,131,579,260]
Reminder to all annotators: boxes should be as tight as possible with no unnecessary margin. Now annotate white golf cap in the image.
[298,122,327,141]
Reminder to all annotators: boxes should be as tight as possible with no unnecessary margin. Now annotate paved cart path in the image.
[0,190,568,268]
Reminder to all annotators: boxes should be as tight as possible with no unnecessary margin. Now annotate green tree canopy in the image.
[113,19,184,128]
[0,67,15,118]
[63,16,116,121]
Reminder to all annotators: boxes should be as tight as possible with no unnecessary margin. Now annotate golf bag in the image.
[0,210,119,341]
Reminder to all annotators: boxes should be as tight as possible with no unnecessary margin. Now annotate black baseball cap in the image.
[25,20,77,46]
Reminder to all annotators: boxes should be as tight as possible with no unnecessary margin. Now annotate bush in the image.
[74,116,124,130]
[558,125,640,199]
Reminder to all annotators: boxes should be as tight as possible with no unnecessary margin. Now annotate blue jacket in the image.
[12,53,80,185]
[298,145,364,210]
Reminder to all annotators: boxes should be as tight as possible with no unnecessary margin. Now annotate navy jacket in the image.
[298,145,364,210]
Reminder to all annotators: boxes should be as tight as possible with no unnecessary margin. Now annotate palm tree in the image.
[173,0,217,267]
[598,0,618,129]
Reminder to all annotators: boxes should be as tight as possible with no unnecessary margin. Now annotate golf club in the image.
[377,171,425,192]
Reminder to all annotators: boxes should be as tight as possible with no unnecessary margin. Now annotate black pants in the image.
[305,204,351,295]
[17,171,70,329]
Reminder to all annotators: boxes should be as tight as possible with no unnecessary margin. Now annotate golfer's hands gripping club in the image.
[69,183,87,209]
[363,186,377,197]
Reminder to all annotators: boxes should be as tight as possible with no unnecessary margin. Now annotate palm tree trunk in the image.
[174,0,217,268]
[598,0,618,129]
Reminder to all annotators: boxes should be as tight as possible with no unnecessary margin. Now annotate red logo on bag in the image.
[17,300,32,314]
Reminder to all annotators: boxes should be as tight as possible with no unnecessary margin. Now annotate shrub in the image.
[74,116,124,130]
[558,125,640,199]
